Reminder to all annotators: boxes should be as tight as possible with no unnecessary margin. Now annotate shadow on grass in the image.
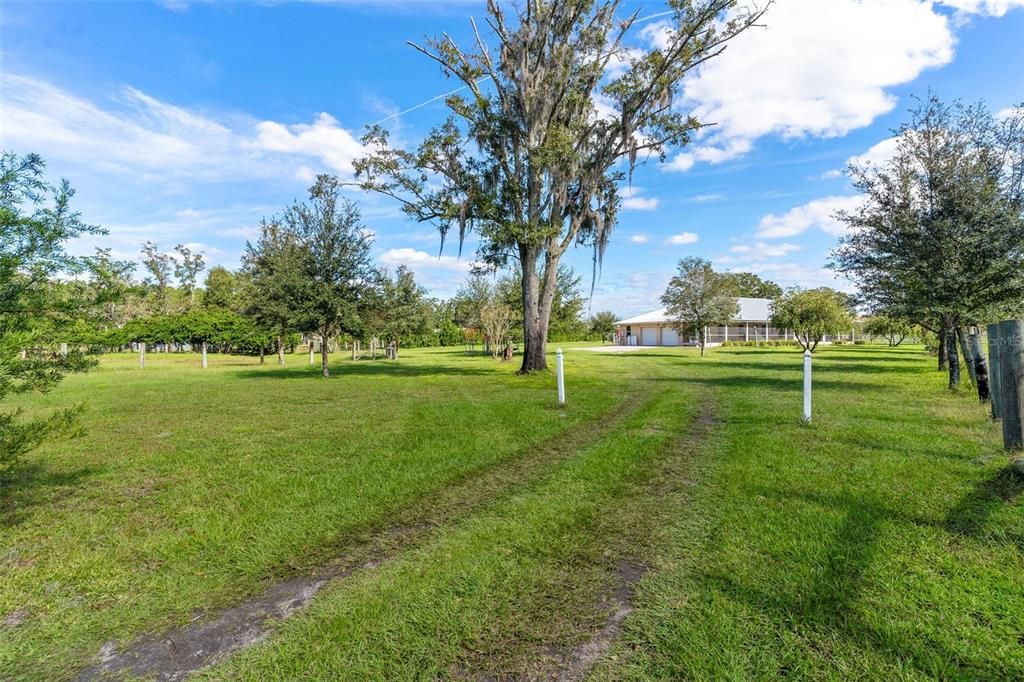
[648,373,877,394]
[713,348,928,359]
[233,358,504,380]
[1,463,97,527]
[702,484,1000,678]
[825,431,985,464]
[697,359,922,376]
[945,466,1024,545]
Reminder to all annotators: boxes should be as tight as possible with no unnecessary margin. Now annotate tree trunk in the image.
[519,247,549,373]
[957,327,977,387]
[938,320,949,370]
[276,334,285,366]
[967,331,990,403]
[946,329,960,389]
[259,346,265,364]
[321,332,330,378]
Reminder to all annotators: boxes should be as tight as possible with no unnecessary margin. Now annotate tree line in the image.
[0,156,621,479]
[832,94,1024,395]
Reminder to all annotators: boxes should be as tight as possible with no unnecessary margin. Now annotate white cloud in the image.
[659,0,955,171]
[939,0,1024,16]
[0,73,365,183]
[725,261,856,292]
[692,193,725,203]
[757,195,862,238]
[664,232,699,245]
[997,106,1024,120]
[589,269,672,318]
[663,153,695,172]
[730,242,802,258]
[248,112,364,176]
[215,226,260,239]
[630,234,649,244]
[378,247,474,272]
[848,136,901,169]
[620,186,660,210]
[819,169,843,180]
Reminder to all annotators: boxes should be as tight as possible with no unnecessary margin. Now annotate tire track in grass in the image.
[552,401,718,681]
[76,387,657,682]
[200,370,710,680]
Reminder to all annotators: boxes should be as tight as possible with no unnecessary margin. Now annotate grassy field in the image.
[1,344,1021,680]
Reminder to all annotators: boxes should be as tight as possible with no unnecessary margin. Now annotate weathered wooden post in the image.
[997,319,1023,451]
[803,349,812,424]
[59,342,68,356]
[556,348,565,405]
[139,342,146,368]
[201,341,208,369]
[988,323,1002,420]
[967,330,989,402]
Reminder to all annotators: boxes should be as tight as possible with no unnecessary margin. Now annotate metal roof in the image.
[616,297,772,325]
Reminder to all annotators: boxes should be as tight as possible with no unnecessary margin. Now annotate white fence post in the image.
[140,342,146,368]
[59,342,68,356]
[556,348,566,406]
[201,341,208,369]
[803,349,812,423]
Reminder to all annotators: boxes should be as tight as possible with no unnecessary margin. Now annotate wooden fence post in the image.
[968,330,989,402]
[997,319,1023,450]
[139,342,146,368]
[987,324,1001,420]
[201,341,208,369]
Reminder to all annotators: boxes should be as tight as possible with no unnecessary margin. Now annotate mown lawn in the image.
[1,344,1021,680]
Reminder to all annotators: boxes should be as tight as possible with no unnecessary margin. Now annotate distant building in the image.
[614,297,787,346]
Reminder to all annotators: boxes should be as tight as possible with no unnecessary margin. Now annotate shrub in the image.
[720,340,801,348]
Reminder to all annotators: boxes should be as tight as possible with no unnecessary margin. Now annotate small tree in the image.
[863,315,913,347]
[173,244,206,306]
[451,273,495,329]
[1,152,102,479]
[480,302,514,359]
[140,241,172,314]
[661,257,739,356]
[771,288,854,353]
[588,310,619,341]
[241,220,306,365]
[82,247,137,330]
[289,175,378,378]
[375,266,433,358]
[203,266,241,312]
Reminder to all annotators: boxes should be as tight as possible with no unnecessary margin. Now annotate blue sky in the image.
[1,0,1022,316]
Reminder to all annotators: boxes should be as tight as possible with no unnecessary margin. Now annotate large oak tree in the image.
[356,0,765,372]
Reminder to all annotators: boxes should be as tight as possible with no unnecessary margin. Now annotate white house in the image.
[614,297,789,346]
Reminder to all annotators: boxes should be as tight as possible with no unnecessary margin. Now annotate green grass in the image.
[1,344,1021,680]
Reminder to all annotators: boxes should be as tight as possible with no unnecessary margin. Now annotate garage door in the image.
[641,327,658,346]
[661,327,679,345]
